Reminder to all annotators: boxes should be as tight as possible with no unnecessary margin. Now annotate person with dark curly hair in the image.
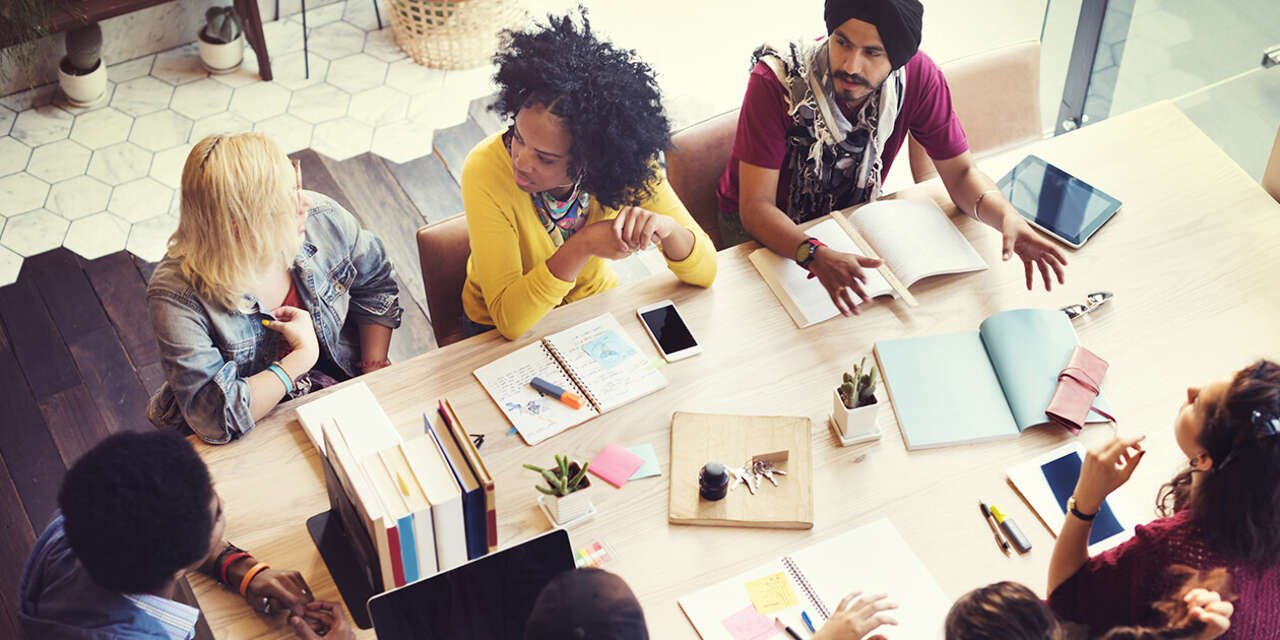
[18,431,354,639]
[460,9,717,340]
[721,0,1068,318]
[1047,359,1280,638]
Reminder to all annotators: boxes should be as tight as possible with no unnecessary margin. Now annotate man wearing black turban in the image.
[717,0,1069,318]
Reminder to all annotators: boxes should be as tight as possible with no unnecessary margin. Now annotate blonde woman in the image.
[146,133,401,444]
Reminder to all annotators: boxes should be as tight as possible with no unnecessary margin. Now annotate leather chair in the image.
[665,109,740,249]
[1264,125,1280,204]
[416,214,470,348]
[908,40,1043,183]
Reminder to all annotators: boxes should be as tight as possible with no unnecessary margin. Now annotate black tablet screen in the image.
[999,155,1121,246]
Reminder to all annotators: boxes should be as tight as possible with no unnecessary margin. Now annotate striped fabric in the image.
[122,593,200,640]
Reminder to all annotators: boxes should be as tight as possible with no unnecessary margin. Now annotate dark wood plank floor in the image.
[0,103,499,638]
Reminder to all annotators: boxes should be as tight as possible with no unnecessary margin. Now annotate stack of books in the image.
[297,383,496,591]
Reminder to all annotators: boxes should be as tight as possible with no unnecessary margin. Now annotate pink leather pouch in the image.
[1046,346,1115,433]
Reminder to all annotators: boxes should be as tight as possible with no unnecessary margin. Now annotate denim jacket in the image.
[146,191,403,444]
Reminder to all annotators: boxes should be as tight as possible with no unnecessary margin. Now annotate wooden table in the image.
[190,100,1280,638]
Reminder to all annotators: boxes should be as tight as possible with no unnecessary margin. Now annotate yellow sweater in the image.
[461,132,717,339]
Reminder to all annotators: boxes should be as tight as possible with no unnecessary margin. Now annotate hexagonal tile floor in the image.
[0,0,498,286]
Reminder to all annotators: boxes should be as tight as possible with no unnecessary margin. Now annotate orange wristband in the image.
[239,562,270,597]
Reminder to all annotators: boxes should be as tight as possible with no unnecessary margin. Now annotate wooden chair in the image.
[1264,125,1280,204]
[416,214,470,348]
[665,109,740,250]
[908,40,1042,183]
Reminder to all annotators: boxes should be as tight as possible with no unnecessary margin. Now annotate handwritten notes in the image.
[583,330,638,369]
[744,572,798,614]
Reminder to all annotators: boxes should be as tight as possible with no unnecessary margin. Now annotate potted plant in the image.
[524,455,592,524]
[833,356,880,442]
[197,5,243,74]
[57,23,107,107]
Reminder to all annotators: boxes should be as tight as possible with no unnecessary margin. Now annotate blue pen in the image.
[801,611,815,633]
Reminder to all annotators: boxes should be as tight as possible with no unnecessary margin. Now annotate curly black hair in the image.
[58,431,216,594]
[491,7,671,210]
[945,581,1059,640]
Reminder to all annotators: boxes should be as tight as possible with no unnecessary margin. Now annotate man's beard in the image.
[833,72,883,109]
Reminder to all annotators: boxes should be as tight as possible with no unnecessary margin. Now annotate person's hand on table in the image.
[290,600,356,640]
[1185,588,1233,640]
[1000,214,1068,291]
[243,567,315,619]
[264,306,320,369]
[1071,434,1145,515]
[611,206,686,252]
[573,219,633,260]
[812,591,898,640]
[807,248,883,317]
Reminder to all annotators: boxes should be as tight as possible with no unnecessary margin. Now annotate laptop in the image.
[367,528,575,639]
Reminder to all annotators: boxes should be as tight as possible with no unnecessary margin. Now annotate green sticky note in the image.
[627,444,661,480]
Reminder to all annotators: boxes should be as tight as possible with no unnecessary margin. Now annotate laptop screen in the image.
[368,529,574,639]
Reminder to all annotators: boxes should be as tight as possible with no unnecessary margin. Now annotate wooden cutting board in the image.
[668,411,813,529]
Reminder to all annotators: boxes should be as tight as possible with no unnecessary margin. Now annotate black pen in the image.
[774,618,803,640]
[980,500,1011,555]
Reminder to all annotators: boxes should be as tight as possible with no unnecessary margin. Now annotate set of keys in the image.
[728,458,786,495]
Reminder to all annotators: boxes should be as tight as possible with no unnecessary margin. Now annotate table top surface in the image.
[190,100,1280,639]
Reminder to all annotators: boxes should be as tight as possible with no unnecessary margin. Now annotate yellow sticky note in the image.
[744,572,798,614]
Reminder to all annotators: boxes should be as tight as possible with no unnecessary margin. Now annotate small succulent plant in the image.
[203,6,242,45]
[64,23,102,73]
[524,455,590,497]
[838,356,879,409]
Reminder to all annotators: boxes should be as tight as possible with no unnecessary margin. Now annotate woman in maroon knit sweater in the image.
[1047,359,1280,638]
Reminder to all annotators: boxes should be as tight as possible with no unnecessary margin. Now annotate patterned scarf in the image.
[753,38,906,223]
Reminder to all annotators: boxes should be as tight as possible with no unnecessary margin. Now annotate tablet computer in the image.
[1007,443,1135,555]
[997,155,1122,248]
[368,528,573,639]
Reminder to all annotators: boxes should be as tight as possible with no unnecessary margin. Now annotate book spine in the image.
[543,341,600,411]
[387,525,405,587]
[397,515,418,584]
[782,556,831,621]
[462,489,486,560]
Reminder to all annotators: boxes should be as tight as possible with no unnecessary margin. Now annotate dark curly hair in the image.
[945,581,1059,640]
[1100,566,1236,639]
[1156,359,1280,562]
[491,7,671,210]
[58,431,216,594]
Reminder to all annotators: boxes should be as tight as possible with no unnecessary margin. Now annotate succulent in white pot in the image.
[57,23,107,107]
[197,6,243,74]
[832,356,882,444]
[525,455,593,524]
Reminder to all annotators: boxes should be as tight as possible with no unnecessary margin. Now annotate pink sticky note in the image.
[721,605,780,640]
[587,443,645,488]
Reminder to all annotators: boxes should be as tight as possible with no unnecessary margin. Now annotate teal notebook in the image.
[874,309,1109,450]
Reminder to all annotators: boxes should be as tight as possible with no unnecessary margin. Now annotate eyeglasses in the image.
[1062,291,1114,320]
[292,158,303,209]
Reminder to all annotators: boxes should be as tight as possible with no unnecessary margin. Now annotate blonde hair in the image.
[169,133,300,310]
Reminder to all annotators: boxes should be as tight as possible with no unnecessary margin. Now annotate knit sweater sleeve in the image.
[1048,512,1189,633]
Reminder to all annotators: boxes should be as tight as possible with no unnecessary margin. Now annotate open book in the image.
[474,313,667,445]
[750,199,987,327]
[678,518,950,640]
[874,308,1111,450]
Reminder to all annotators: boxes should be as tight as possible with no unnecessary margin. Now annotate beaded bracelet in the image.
[266,363,293,394]
[239,562,270,597]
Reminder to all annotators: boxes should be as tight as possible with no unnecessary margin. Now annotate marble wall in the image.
[0,0,342,97]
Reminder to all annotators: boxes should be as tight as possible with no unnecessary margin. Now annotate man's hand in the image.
[289,600,356,640]
[244,568,314,619]
[1001,215,1068,291]
[808,248,883,317]
[812,591,899,640]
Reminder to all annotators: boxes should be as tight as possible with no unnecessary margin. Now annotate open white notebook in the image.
[749,199,987,328]
[679,518,950,639]
[473,313,667,445]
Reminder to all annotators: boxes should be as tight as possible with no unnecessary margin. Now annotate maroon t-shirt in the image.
[716,49,969,215]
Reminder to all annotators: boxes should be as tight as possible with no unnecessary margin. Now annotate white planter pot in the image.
[197,32,244,74]
[547,487,593,524]
[832,389,881,445]
[57,58,108,107]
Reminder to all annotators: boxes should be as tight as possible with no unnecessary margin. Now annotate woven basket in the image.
[386,0,525,70]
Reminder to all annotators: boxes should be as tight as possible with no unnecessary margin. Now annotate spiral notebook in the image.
[678,519,950,639]
[474,313,667,445]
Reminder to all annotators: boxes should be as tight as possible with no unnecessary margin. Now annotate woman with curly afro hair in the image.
[458,9,717,340]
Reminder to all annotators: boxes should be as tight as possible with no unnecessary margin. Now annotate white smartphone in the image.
[636,300,701,362]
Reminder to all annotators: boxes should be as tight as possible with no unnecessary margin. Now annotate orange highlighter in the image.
[530,377,584,409]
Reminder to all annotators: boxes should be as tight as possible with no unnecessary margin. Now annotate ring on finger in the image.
[261,597,272,614]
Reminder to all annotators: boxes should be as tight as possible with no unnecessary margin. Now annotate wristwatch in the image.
[794,237,826,269]
[1067,496,1097,521]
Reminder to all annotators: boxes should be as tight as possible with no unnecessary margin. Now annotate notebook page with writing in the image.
[543,313,667,412]
[847,199,987,287]
[473,342,599,445]
[678,518,948,640]
[748,218,893,328]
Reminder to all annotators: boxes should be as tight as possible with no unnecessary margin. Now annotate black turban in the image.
[525,569,649,640]
[824,0,924,70]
